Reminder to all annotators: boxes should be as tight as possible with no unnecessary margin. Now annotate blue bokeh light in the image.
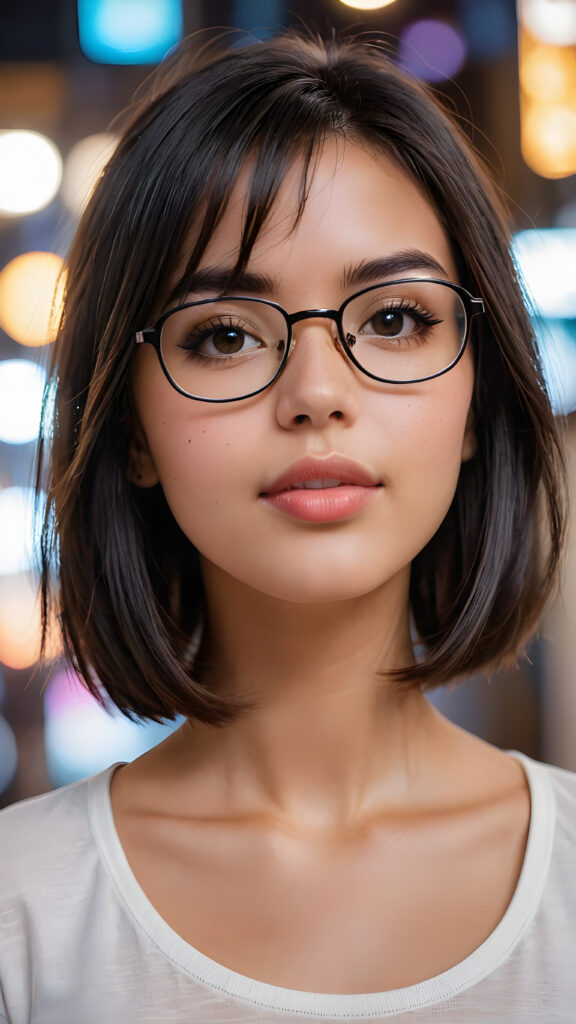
[459,0,516,60]
[512,229,576,415]
[78,0,182,64]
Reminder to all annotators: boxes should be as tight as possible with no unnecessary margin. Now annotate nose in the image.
[273,317,360,430]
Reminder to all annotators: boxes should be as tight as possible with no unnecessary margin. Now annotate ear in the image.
[461,405,477,462]
[127,421,160,487]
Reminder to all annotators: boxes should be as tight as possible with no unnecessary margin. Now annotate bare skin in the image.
[110,720,529,993]
[114,141,532,994]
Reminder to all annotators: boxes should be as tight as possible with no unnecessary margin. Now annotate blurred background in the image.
[0,0,575,808]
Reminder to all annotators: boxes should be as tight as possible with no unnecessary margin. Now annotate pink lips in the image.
[261,455,382,523]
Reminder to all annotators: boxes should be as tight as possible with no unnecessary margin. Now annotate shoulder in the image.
[0,766,126,1017]
[0,773,91,854]
[510,755,576,965]
[0,766,118,899]
[522,755,576,827]
[531,757,576,848]
[519,755,576,904]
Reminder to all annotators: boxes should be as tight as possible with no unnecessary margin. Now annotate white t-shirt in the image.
[0,751,575,1023]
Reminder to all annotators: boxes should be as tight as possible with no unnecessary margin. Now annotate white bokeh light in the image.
[0,359,46,444]
[0,131,62,216]
[512,229,576,318]
[339,0,396,8]
[519,0,576,45]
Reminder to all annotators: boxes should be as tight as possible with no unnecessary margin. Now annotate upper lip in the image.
[262,455,381,495]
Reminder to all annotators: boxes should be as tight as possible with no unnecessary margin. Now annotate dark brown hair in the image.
[38,29,566,725]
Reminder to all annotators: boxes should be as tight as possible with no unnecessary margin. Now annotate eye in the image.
[360,302,439,340]
[365,309,416,338]
[183,318,264,358]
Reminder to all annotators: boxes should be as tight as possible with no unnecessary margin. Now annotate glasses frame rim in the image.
[135,277,485,403]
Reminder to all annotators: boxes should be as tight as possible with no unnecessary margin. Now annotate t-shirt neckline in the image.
[88,750,555,1019]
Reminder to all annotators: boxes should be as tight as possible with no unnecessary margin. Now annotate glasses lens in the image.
[160,298,288,400]
[342,281,467,382]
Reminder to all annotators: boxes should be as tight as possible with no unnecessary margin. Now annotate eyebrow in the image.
[341,251,449,288]
[176,249,450,301]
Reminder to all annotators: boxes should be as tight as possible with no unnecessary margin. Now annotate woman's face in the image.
[130,141,475,605]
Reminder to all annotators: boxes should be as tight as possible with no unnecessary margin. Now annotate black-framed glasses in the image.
[135,278,485,403]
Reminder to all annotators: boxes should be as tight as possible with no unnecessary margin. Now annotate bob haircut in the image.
[38,29,566,726]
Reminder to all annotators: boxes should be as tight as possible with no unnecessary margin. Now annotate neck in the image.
[173,561,443,832]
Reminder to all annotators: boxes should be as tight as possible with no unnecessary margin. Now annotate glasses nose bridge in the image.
[285,307,342,348]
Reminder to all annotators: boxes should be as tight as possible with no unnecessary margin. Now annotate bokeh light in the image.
[0,252,65,347]
[522,103,576,179]
[78,0,183,64]
[0,573,60,670]
[512,229,576,318]
[520,45,576,103]
[460,0,516,60]
[0,359,46,445]
[338,0,397,9]
[512,229,576,415]
[534,321,576,415]
[44,667,183,786]
[519,0,576,46]
[399,20,468,83]
[0,131,62,216]
[62,133,118,215]
[0,487,42,575]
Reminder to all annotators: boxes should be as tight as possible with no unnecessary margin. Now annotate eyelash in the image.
[178,317,265,367]
[369,299,441,327]
[182,316,253,345]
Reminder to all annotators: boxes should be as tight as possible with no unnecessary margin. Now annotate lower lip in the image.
[262,485,380,523]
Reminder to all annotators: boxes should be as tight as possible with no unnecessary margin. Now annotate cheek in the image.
[142,401,256,538]
[155,422,236,498]
[372,362,474,524]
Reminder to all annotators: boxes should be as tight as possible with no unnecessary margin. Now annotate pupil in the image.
[214,328,244,354]
[374,311,403,336]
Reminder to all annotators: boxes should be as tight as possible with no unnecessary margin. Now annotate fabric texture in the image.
[0,751,575,1023]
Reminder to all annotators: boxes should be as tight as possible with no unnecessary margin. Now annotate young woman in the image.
[0,29,574,1023]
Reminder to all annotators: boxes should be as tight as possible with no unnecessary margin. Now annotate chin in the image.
[204,552,412,606]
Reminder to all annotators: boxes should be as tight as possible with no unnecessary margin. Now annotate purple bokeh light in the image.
[399,20,468,83]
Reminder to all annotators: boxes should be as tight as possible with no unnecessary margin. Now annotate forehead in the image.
[181,140,458,299]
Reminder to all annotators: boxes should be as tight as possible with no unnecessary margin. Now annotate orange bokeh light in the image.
[0,251,66,347]
[519,27,576,178]
[0,574,61,670]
